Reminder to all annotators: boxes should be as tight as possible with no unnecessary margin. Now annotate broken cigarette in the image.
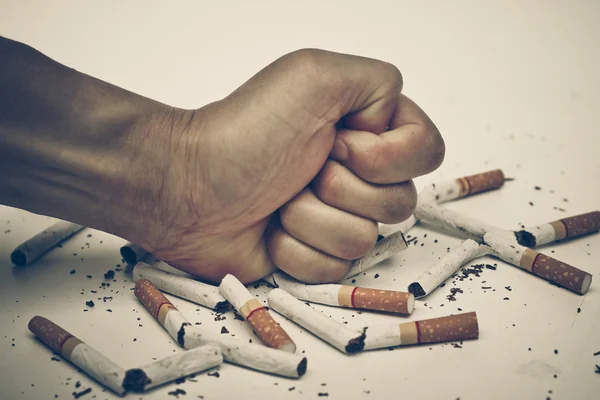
[133,262,230,312]
[363,312,479,350]
[121,345,222,393]
[408,239,491,298]
[268,288,366,354]
[11,220,84,266]
[516,211,600,247]
[28,315,126,395]
[120,242,149,265]
[266,272,414,314]
[415,201,498,241]
[484,232,592,295]
[134,279,307,378]
[219,274,296,352]
[343,229,409,279]
[29,316,223,395]
[420,169,506,204]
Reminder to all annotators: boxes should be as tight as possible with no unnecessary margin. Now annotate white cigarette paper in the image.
[408,239,491,298]
[11,220,84,266]
[344,229,408,279]
[134,279,307,378]
[133,262,230,311]
[415,201,499,241]
[219,274,296,352]
[120,242,149,264]
[122,345,222,392]
[268,288,366,354]
[266,272,414,314]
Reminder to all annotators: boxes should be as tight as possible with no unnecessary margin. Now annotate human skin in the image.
[0,36,444,283]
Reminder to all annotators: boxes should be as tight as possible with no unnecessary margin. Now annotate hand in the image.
[122,49,444,283]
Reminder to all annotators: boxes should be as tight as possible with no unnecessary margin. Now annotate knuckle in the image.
[380,61,403,90]
[312,162,343,204]
[341,220,378,259]
[421,124,445,173]
[378,182,418,223]
[319,258,352,283]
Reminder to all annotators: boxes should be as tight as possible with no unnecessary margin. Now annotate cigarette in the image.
[267,272,414,314]
[516,211,600,247]
[415,201,497,241]
[134,279,307,378]
[421,169,505,204]
[363,312,479,350]
[29,316,126,395]
[133,262,231,312]
[408,239,491,298]
[29,316,223,395]
[120,242,149,264]
[219,274,296,352]
[484,232,592,295]
[11,221,84,266]
[343,229,408,279]
[122,345,222,393]
[268,288,366,354]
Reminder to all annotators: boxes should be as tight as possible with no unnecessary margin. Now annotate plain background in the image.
[0,1,599,399]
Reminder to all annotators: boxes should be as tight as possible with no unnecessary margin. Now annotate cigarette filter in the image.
[219,274,296,352]
[133,262,230,311]
[421,169,505,204]
[268,288,366,354]
[268,272,414,314]
[134,279,307,378]
[364,312,479,350]
[11,221,84,266]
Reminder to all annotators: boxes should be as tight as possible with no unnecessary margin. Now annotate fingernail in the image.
[331,138,349,162]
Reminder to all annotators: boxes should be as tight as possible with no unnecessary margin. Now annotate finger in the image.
[279,188,378,260]
[330,94,445,184]
[267,223,351,284]
[311,160,417,224]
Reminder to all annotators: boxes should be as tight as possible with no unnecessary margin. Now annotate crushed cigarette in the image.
[268,288,366,354]
[363,312,479,350]
[517,211,600,247]
[266,272,414,314]
[133,262,230,312]
[343,229,408,279]
[134,279,306,378]
[219,274,296,352]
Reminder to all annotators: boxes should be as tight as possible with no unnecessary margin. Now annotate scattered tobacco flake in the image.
[554,349,558,354]
[482,286,492,290]
[485,264,497,270]
[70,269,76,275]
[351,279,356,284]
[207,371,220,378]
[374,273,379,279]
[51,356,61,362]
[167,388,186,398]
[534,186,542,190]
[593,351,600,356]
[529,202,534,206]
[85,300,94,308]
[103,270,115,280]
[595,365,600,374]
[106,309,112,312]
[505,286,512,291]
[577,308,581,313]
[289,387,296,391]
[72,387,92,399]
[221,326,229,334]
[318,393,329,397]
[75,381,81,388]
[451,343,462,349]
[528,348,532,351]
[503,297,510,300]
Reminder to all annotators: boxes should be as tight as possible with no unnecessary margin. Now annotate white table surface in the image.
[1,1,599,399]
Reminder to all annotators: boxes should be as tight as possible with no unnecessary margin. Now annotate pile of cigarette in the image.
[15,169,599,396]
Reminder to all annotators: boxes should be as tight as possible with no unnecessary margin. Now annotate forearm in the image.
[0,36,169,238]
